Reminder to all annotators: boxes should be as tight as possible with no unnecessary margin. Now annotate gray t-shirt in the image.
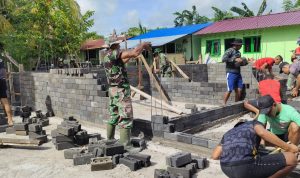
[290,61,300,77]
[0,57,5,79]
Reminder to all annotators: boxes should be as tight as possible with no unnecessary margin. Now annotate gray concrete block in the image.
[163,132,178,141]
[192,136,208,147]
[55,142,75,150]
[6,127,16,134]
[0,124,8,133]
[119,157,141,171]
[64,148,86,159]
[191,156,208,169]
[28,124,42,132]
[91,157,113,171]
[167,152,192,167]
[127,153,151,167]
[103,143,125,156]
[57,125,75,136]
[208,140,219,149]
[185,104,196,109]
[154,169,170,178]
[167,166,191,178]
[185,163,197,174]
[15,130,28,136]
[73,152,94,166]
[163,123,175,133]
[151,115,169,124]
[14,123,28,131]
[177,133,192,144]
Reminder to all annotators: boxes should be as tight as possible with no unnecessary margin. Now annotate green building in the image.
[194,10,300,63]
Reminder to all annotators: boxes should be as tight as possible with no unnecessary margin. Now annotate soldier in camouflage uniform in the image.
[103,38,151,147]
[153,48,172,77]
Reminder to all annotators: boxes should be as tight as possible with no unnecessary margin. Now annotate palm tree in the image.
[211,6,235,21]
[173,5,209,27]
[230,0,270,17]
[173,11,185,27]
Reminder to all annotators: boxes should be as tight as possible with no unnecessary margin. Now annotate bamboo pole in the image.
[138,54,171,104]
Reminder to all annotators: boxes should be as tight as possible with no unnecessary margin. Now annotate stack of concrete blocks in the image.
[63,137,150,172]
[0,114,8,132]
[184,104,198,114]
[28,123,48,143]
[151,102,246,148]
[32,110,50,127]
[131,119,153,139]
[154,152,208,178]
[20,71,110,125]
[52,116,91,150]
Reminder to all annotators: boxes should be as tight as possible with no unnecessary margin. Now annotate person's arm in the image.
[244,100,260,119]
[222,48,238,63]
[120,42,151,63]
[254,124,298,153]
[292,74,300,96]
[211,144,222,160]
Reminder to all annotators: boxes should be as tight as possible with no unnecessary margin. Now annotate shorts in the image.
[276,133,289,142]
[252,68,265,82]
[0,79,7,98]
[221,153,286,178]
[226,72,243,92]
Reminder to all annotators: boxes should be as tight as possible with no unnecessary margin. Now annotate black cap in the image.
[249,95,275,114]
[279,62,289,74]
[232,38,243,45]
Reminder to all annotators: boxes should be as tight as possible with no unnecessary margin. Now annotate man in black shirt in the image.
[0,55,13,126]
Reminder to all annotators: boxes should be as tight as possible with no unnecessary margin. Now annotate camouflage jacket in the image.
[103,49,129,87]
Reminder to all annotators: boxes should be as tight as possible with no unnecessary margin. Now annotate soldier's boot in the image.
[120,128,141,153]
[107,124,115,140]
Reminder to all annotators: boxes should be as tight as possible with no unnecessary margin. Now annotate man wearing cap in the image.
[212,117,298,178]
[252,95,300,145]
[222,38,250,105]
[153,48,172,77]
[103,37,151,148]
[252,55,283,82]
[279,61,300,96]
[0,53,13,126]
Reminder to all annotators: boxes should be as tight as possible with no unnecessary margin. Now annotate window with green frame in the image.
[243,36,261,53]
[206,39,221,56]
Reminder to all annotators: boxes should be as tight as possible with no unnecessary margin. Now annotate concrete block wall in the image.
[154,78,258,105]
[177,64,208,82]
[20,71,109,125]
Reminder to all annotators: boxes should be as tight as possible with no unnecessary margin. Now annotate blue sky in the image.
[76,0,284,36]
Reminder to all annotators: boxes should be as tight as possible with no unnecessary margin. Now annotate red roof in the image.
[195,10,300,35]
[80,39,105,50]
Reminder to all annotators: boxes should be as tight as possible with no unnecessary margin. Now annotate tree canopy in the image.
[0,0,98,69]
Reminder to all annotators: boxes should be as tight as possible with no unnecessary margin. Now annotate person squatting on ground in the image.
[256,95,300,146]
[211,118,299,178]
[103,37,151,148]
[279,61,300,97]
[0,53,13,126]
[222,38,251,105]
[252,55,283,82]
[244,75,283,118]
[153,48,172,77]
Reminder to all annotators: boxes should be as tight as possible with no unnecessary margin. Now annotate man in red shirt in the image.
[252,55,283,82]
[295,39,300,61]
[244,75,283,118]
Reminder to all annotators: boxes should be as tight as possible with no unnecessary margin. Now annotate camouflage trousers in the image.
[108,85,133,129]
[161,65,172,77]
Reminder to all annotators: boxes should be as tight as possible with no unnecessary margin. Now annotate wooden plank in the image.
[130,85,182,115]
[169,60,190,80]
[138,55,171,103]
[0,138,41,146]
[3,52,20,69]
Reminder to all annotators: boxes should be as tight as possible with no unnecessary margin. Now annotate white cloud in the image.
[124,10,140,27]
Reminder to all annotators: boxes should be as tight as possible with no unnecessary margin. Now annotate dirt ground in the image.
[0,115,227,178]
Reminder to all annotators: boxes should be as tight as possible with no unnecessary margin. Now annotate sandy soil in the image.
[0,116,227,178]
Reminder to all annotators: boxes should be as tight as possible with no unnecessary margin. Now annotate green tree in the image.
[124,22,147,37]
[173,5,209,27]
[283,0,300,11]
[230,0,270,17]
[0,0,96,69]
[211,6,235,21]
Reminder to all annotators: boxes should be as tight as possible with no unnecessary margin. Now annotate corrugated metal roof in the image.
[121,35,185,49]
[195,10,300,35]
[129,23,212,40]
[80,39,105,50]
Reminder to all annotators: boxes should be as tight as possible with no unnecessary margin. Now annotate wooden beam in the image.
[3,52,20,69]
[138,55,171,104]
[0,138,41,146]
[130,85,183,115]
[169,60,190,81]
